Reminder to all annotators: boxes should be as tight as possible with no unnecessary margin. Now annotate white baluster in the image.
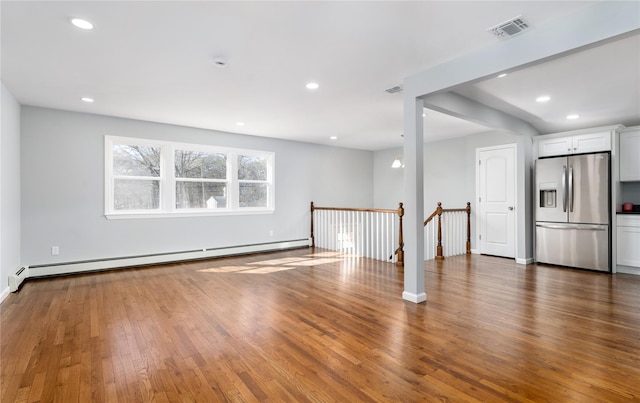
[319,210,325,249]
[376,212,380,260]
[317,210,322,249]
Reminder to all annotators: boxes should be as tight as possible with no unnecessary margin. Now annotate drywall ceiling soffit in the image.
[454,33,640,134]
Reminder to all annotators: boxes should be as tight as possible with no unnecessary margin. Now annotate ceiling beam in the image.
[422,92,539,137]
[404,1,640,99]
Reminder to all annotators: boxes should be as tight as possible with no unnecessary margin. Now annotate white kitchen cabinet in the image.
[572,131,612,154]
[617,215,640,268]
[538,130,612,157]
[537,137,573,157]
[619,126,640,181]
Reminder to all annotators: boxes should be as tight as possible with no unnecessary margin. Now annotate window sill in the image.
[105,209,275,220]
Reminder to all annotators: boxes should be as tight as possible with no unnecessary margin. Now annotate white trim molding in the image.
[516,257,534,265]
[616,265,640,276]
[402,291,427,304]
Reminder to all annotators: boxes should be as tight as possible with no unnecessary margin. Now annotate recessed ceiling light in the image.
[306,82,319,90]
[566,114,580,120]
[236,122,245,126]
[329,136,338,140]
[497,73,508,78]
[536,96,551,103]
[71,18,94,30]
[81,97,94,103]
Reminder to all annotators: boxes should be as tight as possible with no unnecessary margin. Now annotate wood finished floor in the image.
[1,249,639,402]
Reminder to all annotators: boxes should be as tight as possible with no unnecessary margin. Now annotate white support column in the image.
[402,95,426,304]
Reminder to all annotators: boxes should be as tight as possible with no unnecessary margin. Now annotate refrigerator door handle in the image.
[569,165,574,212]
[536,223,607,231]
[562,165,567,213]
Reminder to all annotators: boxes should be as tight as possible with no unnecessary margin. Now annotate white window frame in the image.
[105,136,275,219]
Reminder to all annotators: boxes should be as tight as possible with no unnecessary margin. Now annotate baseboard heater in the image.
[9,238,311,292]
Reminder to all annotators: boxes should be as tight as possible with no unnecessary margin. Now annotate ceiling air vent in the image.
[487,16,529,38]
[385,85,403,94]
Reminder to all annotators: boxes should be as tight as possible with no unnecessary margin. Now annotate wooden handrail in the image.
[424,209,439,226]
[311,205,398,214]
[425,207,467,225]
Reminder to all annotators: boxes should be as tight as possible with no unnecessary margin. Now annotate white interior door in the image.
[477,145,516,258]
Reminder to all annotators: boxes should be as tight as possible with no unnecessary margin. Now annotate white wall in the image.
[372,147,405,210]
[21,106,373,267]
[373,130,528,255]
[1,82,22,298]
[374,136,468,210]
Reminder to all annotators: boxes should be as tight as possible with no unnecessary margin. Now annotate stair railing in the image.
[310,201,470,266]
[424,202,471,260]
[310,202,404,266]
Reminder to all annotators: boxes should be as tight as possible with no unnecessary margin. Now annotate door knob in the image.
[508,206,514,211]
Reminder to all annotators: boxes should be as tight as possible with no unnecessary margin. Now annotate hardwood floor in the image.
[2,249,639,402]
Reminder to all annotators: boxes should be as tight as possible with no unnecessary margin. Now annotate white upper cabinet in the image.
[619,126,640,181]
[537,129,613,158]
[537,136,573,157]
[572,131,612,154]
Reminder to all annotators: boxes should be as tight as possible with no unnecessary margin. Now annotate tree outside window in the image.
[112,145,161,210]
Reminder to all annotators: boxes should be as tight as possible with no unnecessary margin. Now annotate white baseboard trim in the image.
[616,265,640,276]
[15,239,311,287]
[402,291,427,303]
[516,257,534,265]
[471,249,480,255]
[0,286,10,304]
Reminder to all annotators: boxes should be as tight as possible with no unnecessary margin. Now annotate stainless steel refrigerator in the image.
[535,152,610,271]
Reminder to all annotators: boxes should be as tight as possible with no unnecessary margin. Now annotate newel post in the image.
[466,202,471,255]
[397,202,404,267]
[310,201,315,248]
[436,202,444,260]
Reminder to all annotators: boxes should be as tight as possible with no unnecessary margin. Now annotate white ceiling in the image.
[2,1,639,151]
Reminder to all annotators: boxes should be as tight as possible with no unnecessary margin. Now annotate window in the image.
[238,154,269,208]
[105,136,274,218]
[112,145,161,210]
[175,150,227,209]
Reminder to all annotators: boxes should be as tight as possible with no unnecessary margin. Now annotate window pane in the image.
[175,150,226,179]
[113,145,161,177]
[114,179,159,210]
[176,182,227,209]
[239,183,268,207]
[238,155,267,180]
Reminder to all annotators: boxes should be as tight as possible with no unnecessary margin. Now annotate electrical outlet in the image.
[269,230,274,237]
[51,246,60,255]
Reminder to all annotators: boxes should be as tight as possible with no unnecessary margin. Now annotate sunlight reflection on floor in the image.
[198,252,356,274]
